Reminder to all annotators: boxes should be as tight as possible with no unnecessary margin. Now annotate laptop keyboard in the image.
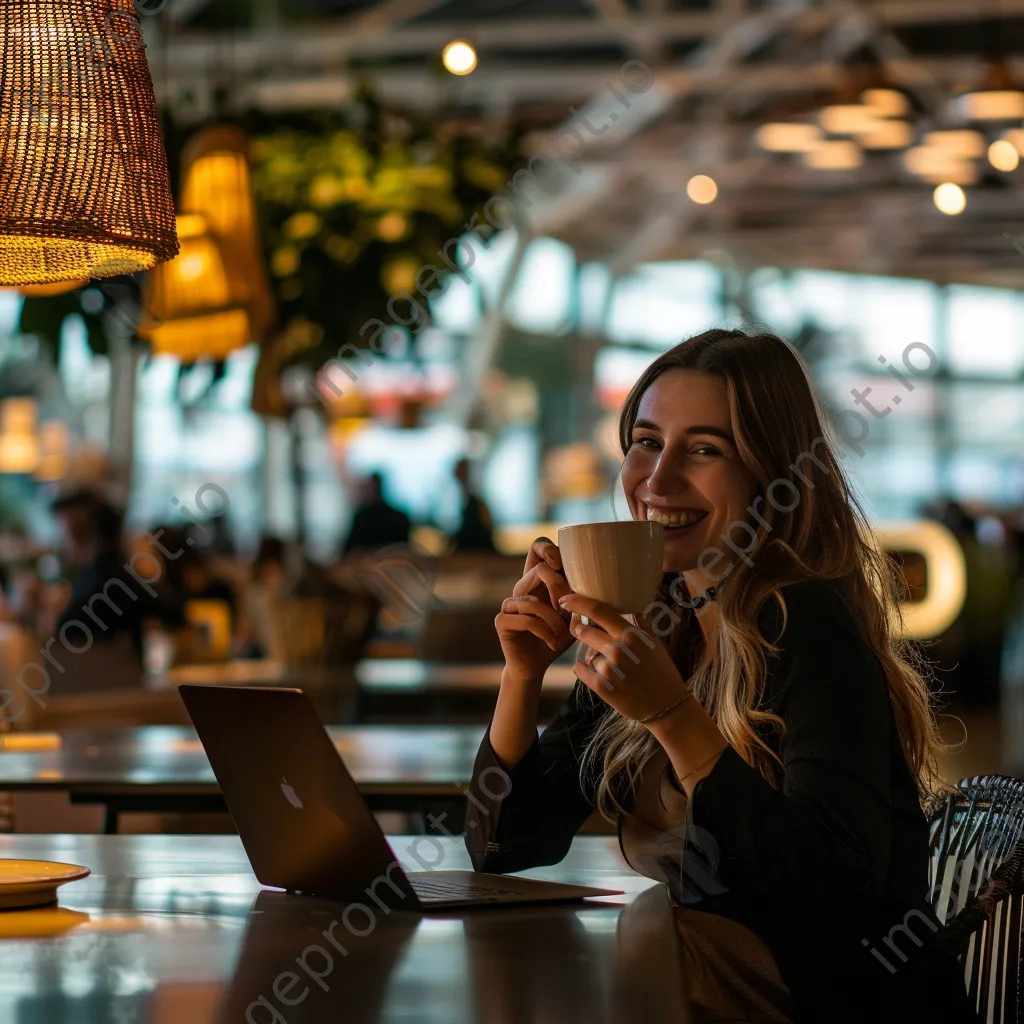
[409,877,523,903]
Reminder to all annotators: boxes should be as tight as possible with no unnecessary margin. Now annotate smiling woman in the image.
[467,326,978,1023]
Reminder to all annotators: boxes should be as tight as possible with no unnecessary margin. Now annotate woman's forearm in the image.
[647,695,729,797]
[488,669,544,769]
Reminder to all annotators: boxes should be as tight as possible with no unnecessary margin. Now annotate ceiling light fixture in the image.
[442,40,478,76]
[686,174,718,204]
[0,1,178,285]
[933,182,966,215]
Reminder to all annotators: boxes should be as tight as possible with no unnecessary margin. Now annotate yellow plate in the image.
[0,907,90,938]
[0,860,90,910]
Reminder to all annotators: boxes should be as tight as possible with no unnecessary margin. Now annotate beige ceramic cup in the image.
[557,521,665,614]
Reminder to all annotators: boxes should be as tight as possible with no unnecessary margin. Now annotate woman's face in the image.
[621,369,760,575]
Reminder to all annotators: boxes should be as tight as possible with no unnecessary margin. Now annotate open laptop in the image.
[179,685,621,910]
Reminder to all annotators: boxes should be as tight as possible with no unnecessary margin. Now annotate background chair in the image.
[928,775,1024,1022]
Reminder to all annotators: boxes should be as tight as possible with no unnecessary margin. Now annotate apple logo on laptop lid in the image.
[280,777,303,809]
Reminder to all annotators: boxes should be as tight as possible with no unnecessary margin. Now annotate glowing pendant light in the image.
[0,0,179,286]
[139,214,250,362]
[0,399,39,474]
[178,125,275,345]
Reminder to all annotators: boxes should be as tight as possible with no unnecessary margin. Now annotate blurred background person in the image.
[341,472,411,557]
[52,489,186,662]
[47,489,186,692]
[451,457,496,554]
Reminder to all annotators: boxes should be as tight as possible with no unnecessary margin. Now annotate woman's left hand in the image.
[558,593,690,723]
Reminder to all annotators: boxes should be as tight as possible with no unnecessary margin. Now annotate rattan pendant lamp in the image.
[178,125,275,346]
[0,0,179,286]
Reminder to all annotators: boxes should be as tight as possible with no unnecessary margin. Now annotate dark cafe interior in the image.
[8,1,1024,1022]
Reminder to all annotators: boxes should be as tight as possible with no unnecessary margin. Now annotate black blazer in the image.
[465,579,977,1023]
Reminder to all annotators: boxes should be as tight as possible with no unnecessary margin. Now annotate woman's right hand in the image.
[495,537,575,685]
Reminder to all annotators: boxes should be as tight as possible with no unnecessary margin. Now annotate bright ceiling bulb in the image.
[442,40,477,75]
[686,174,718,204]
[989,139,1020,171]
[934,182,966,215]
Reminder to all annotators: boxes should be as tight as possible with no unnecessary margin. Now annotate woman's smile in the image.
[641,504,710,530]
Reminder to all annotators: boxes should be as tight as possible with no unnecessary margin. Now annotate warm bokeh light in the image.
[860,120,913,150]
[922,130,985,159]
[933,182,966,215]
[989,139,1020,171]
[802,140,863,170]
[0,399,39,475]
[376,212,408,241]
[686,174,718,204]
[442,40,478,76]
[903,145,976,184]
[818,104,879,135]
[959,89,1024,121]
[1002,128,1024,155]
[35,421,69,482]
[873,521,967,638]
[861,88,910,118]
[756,122,822,153]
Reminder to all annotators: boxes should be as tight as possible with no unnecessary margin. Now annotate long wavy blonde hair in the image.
[583,327,947,817]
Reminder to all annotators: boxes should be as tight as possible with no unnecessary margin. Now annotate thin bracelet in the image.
[639,692,693,725]
[677,748,727,786]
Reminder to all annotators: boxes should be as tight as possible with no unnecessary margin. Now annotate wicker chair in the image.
[928,776,1024,1022]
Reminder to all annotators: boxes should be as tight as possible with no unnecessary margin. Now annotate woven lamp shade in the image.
[140,213,250,361]
[179,125,275,345]
[0,0,179,286]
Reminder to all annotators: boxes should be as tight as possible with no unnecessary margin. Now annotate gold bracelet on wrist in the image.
[639,691,693,725]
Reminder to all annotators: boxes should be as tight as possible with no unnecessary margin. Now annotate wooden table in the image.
[0,834,690,1023]
[153,659,577,723]
[0,725,488,834]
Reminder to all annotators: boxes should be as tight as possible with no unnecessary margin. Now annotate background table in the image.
[0,833,686,1023]
[0,725,489,833]
[152,659,577,723]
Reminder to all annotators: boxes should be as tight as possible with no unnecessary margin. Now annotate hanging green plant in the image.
[246,85,526,372]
